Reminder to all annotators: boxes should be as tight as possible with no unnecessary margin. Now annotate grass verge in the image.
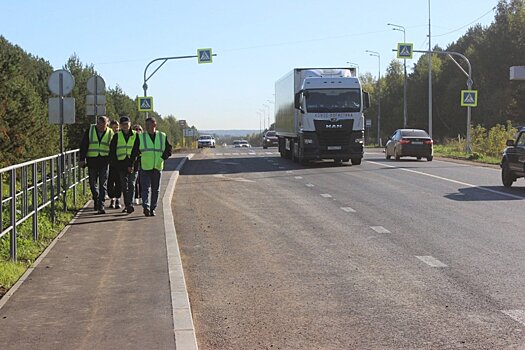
[0,190,90,297]
[433,145,501,165]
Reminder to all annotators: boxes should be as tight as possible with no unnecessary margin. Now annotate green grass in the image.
[0,189,90,295]
[433,144,501,165]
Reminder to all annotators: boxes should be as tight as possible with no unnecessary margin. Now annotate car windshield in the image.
[199,136,212,140]
[265,131,276,137]
[401,130,429,137]
[305,88,361,113]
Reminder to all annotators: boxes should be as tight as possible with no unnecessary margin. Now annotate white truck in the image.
[274,68,369,164]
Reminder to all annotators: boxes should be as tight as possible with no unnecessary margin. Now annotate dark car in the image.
[501,128,525,187]
[262,130,278,149]
[385,129,433,161]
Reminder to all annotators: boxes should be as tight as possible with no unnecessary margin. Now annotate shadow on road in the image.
[444,186,525,201]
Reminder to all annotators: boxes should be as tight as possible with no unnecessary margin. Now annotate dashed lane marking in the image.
[501,310,525,327]
[320,194,332,198]
[306,183,315,187]
[370,226,391,233]
[415,255,448,267]
[341,207,356,213]
[294,176,303,179]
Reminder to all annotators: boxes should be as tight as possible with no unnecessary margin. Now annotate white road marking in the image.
[215,153,223,156]
[320,194,332,198]
[232,152,239,155]
[306,183,315,187]
[370,226,390,233]
[213,174,255,183]
[294,176,303,179]
[341,207,356,213]
[415,256,447,267]
[265,152,273,154]
[366,160,525,200]
[501,310,525,326]
[286,171,293,174]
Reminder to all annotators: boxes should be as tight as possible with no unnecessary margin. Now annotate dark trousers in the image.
[107,166,122,198]
[119,169,138,207]
[88,165,109,210]
[140,169,161,211]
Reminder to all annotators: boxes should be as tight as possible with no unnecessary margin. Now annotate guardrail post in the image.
[72,153,77,208]
[50,159,55,224]
[32,162,38,241]
[10,168,17,262]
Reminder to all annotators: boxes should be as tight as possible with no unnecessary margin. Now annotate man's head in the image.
[145,117,157,134]
[109,120,120,133]
[119,116,131,133]
[96,116,109,132]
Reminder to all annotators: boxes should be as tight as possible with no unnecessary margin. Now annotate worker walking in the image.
[109,116,138,214]
[79,116,114,214]
[130,117,172,217]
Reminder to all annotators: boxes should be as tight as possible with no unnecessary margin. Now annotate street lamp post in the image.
[388,23,408,128]
[346,61,359,76]
[366,50,381,147]
[266,99,274,129]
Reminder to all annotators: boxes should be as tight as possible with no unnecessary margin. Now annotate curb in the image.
[163,154,198,350]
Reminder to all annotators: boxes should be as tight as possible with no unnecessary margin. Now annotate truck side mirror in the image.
[507,139,515,147]
[294,91,305,113]
[363,91,371,109]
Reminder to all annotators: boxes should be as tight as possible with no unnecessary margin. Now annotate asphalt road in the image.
[174,147,525,350]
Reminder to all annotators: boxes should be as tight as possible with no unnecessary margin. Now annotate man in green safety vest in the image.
[130,117,172,217]
[109,116,139,214]
[79,116,114,214]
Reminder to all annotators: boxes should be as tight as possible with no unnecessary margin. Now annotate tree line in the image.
[362,0,525,144]
[0,40,185,168]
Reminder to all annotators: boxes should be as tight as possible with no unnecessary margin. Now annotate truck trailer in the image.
[274,68,370,165]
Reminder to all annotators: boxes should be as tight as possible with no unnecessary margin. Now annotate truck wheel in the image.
[502,161,515,187]
[386,151,391,160]
[342,158,349,162]
[351,158,362,165]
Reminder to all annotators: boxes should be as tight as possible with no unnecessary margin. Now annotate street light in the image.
[365,50,382,147]
[388,23,408,128]
[346,61,359,76]
[266,99,274,129]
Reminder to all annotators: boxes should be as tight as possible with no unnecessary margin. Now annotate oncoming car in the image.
[197,135,216,148]
[262,130,278,149]
[385,129,433,161]
[233,140,251,148]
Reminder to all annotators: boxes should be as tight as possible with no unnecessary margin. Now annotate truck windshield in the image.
[304,89,361,113]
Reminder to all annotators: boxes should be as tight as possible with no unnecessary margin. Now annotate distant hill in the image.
[200,130,260,137]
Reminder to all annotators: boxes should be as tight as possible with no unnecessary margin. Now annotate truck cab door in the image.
[508,131,525,174]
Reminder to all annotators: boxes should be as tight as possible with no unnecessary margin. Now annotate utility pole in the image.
[428,0,433,138]
[366,50,381,146]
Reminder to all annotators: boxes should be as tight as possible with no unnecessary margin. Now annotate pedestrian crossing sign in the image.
[197,48,213,64]
[397,43,413,59]
[461,90,478,107]
[138,96,153,112]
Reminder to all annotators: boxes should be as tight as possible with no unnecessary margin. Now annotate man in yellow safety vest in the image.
[130,117,172,217]
[79,116,114,214]
[109,116,139,214]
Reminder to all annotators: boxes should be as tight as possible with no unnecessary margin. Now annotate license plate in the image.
[327,146,342,150]
[412,141,423,144]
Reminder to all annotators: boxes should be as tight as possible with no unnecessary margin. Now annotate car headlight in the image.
[355,138,364,143]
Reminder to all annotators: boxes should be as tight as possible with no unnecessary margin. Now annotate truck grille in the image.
[314,119,354,146]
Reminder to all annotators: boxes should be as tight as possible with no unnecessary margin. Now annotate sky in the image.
[1,0,499,130]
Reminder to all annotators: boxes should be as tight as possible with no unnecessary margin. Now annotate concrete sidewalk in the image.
[0,156,196,350]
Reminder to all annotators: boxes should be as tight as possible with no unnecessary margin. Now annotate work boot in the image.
[115,199,121,209]
[143,208,150,217]
[126,205,135,214]
[97,208,106,215]
[150,210,156,217]
[109,199,115,209]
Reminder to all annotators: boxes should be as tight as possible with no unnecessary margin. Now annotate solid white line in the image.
[415,255,448,267]
[320,194,332,198]
[164,155,198,350]
[341,207,356,213]
[286,171,293,174]
[501,310,525,326]
[366,160,525,200]
[265,152,273,154]
[215,153,223,156]
[370,226,390,233]
[294,176,303,179]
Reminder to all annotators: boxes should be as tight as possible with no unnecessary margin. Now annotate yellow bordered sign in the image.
[197,48,213,64]
[397,43,413,59]
[138,96,153,112]
[461,90,478,107]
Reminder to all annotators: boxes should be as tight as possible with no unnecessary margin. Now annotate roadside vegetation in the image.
[0,189,90,297]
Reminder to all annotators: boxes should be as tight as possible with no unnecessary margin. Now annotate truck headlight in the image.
[355,138,364,143]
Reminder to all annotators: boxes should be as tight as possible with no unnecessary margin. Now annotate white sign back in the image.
[48,69,75,95]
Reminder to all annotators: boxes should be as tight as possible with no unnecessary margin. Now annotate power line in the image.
[433,6,496,38]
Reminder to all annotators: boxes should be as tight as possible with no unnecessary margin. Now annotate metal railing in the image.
[0,149,88,261]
